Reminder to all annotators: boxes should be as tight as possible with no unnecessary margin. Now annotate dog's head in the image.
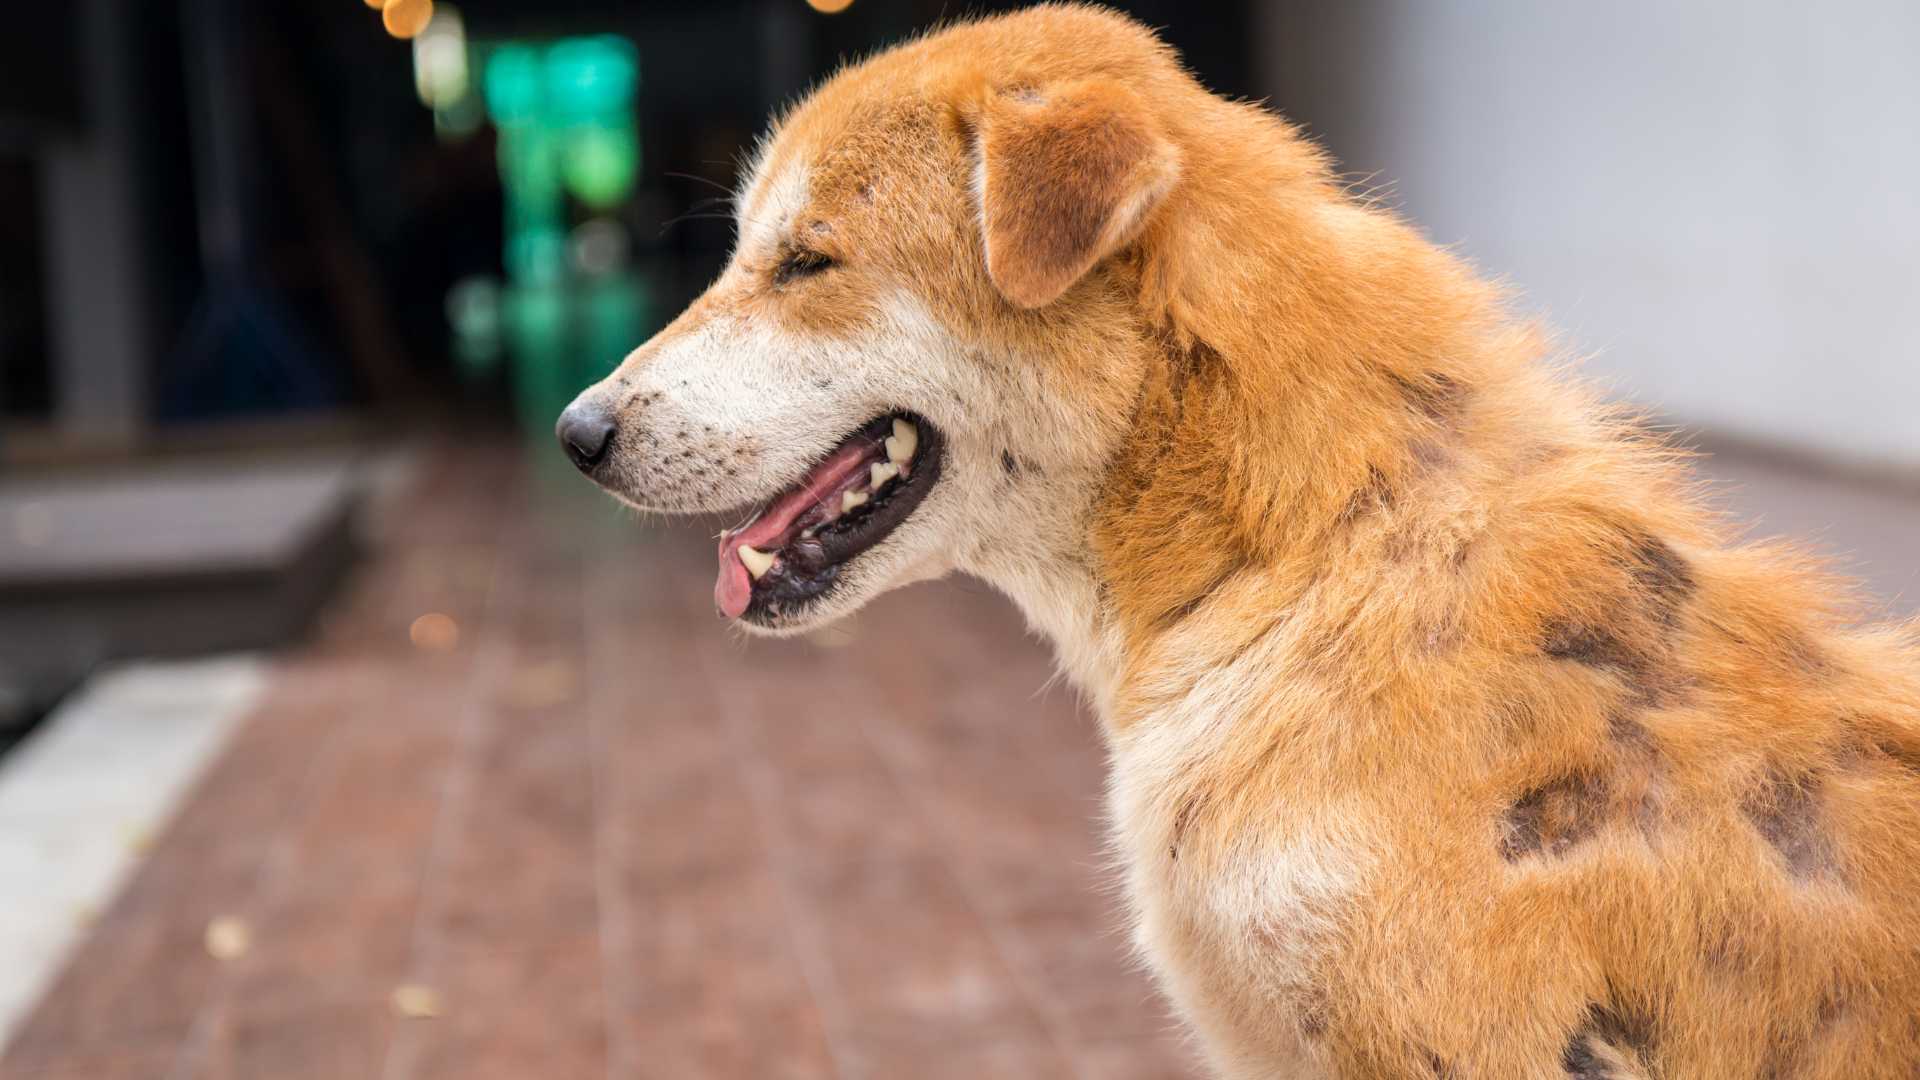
[558,7,1190,633]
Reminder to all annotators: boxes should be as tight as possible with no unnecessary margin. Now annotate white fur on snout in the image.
[587,282,1139,640]
[596,312,870,517]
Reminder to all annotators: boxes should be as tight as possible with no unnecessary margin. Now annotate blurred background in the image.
[0,1,1912,1078]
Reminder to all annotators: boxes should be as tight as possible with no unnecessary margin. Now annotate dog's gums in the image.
[714,414,941,622]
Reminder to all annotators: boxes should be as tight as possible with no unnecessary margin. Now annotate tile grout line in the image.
[161,656,384,1080]
[374,495,524,1080]
[850,647,1101,1080]
[686,600,862,1080]
[583,544,640,1080]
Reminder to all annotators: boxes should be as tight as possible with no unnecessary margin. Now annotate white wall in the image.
[1260,2,1920,467]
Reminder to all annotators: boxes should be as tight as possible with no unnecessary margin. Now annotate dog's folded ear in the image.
[975,80,1180,309]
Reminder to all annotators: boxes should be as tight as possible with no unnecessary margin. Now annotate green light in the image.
[483,45,542,125]
[562,123,637,209]
[457,32,656,433]
[504,225,567,284]
[545,36,638,120]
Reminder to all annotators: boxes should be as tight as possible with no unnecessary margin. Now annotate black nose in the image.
[555,401,617,472]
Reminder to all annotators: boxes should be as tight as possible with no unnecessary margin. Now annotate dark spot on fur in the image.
[1540,530,1697,704]
[1154,558,1246,631]
[1698,915,1763,975]
[1339,465,1395,524]
[1540,617,1688,708]
[1001,449,1019,477]
[1562,1001,1655,1077]
[1501,771,1608,861]
[1607,712,1666,840]
[1542,620,1643,672]
[1560,1036,1615,1078]
[1744,770,1837,882]
[1623,533,1695,624]
[1390,370,1470,423]
[1296,984,1330,1038]
[1409,437,1455,473]
[1169,791,1207,861]
[1758,987,1848,1079]
[1220,609,1292,671]
[814,377,833,390]
[1864,733,1920,777]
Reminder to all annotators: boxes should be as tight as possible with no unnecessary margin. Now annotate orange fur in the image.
[568,7,1920,1076]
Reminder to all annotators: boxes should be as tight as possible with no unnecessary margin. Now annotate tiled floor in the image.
[0,443,1198,1080]
[1,437,1914,1080]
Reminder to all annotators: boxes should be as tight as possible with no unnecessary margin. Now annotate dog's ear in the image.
[974,80,1180,309]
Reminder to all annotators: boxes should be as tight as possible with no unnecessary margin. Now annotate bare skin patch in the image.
[1561,1001,1657,1079]
[1744,770,1839,882]
[1540,531,1696,703]
[1623,532,1696,624]
[1501,771,1609,861]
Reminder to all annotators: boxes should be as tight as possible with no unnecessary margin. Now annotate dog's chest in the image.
[1106,694,1370,1075]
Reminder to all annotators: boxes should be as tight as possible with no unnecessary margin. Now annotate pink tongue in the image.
[714,439,877,618]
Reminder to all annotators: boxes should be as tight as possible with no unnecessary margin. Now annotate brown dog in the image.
[557,6,1920,1077]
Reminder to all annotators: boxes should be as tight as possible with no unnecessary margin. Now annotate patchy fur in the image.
[562,6,1920,1077]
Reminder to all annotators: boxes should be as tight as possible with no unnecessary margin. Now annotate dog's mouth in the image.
[715,413,943,622]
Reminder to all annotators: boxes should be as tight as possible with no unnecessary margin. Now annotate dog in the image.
[556,6,1920,1077]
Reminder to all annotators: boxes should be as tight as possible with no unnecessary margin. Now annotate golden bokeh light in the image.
[204,916,252,961]
[408,612,460,651]
[383,0,435,40]
[805,0,855,13]
[363,0,388,9]
[390,984,443,1019]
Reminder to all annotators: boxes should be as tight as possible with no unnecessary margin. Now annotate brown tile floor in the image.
[2,438,1915,1080]
[0,443,1198,1080]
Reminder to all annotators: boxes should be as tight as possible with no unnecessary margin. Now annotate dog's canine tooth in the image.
[886,419,918,464]
[842,489,870,513]
[869,462,900,489]
[737,545,776,579]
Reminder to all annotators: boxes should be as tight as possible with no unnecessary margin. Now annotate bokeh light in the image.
[382,0,434,40]
[411,4,468,110]
[805,0,855,13]
[408,612,460,651]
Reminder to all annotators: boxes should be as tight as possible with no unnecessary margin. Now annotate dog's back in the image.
[1105,346,1920,1076]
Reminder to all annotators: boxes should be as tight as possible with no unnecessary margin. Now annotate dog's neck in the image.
[973,174,1540,727]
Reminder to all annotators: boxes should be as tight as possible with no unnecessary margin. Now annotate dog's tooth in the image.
[886,419,918,464]
[841,489,869,513]
[737,545,775,579]
[869,461,900,489]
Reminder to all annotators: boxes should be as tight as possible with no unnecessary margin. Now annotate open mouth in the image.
[715,413,942,621]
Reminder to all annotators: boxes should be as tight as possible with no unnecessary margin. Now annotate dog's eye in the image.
[774,248,835,286]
